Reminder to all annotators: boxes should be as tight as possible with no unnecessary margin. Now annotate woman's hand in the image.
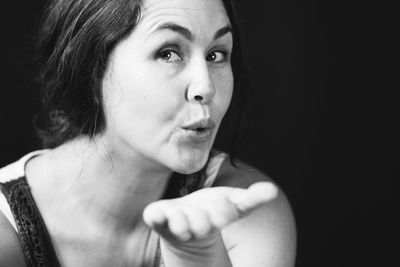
[143,182,278,242]
[143,182,278,266]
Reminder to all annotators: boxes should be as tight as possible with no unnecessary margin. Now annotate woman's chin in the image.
[169,148,210,174]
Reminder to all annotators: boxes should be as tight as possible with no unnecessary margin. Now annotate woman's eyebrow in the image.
[213,25,232,40]
[149,22,232,41]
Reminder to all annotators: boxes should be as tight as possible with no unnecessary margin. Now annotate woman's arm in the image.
[0,211,27,267]
[217,160,297,267]
[223,187,296,267]
[159,233,232,267]
[143,163,294,267]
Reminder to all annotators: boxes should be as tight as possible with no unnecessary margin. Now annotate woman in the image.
[0,0,296,266]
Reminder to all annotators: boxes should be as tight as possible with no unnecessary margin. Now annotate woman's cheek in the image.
[216,68,234,112]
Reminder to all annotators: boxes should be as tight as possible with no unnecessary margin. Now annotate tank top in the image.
[0,150,228,267]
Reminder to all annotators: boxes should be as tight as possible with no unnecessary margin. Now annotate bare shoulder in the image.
[0,211,27,267]
[213,157,275,188]
[215,158,297,267]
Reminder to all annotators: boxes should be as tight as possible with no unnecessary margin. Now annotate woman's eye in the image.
[206,51,228,63]
[157,49,182,62]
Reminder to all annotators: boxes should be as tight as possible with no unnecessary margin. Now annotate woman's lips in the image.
[181,127,213,144]
[180,119,215,144]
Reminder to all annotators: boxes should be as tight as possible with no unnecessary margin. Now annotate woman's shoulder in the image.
[0,158,25,184]
[0,211,27,267]
[213,156,274,188]
[0,150,47,184]
[0,155,30,266]
[214,155,296,228]
[215,156,297,266]
[214,156,295,224]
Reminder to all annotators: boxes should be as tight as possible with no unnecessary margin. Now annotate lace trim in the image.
[1,177,61,267]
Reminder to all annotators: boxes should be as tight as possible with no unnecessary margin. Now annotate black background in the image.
[0,1,398,266]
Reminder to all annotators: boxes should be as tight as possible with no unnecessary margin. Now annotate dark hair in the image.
[34,0,253,160]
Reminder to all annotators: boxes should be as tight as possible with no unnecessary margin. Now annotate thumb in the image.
[228,182,279,215]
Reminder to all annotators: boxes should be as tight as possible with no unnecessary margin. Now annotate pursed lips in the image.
[180,118,216,144]
[182,118,215,131]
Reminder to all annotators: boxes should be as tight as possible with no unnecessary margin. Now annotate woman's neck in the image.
[26,136,172,234]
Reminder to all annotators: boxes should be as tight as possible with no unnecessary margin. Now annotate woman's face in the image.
[102,0,233,174]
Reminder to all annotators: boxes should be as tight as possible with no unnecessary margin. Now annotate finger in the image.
[165,209,192,241]
[207,199,241,228]
[229,182,279,215]
[143,200,169,228]
[247,182,279,203]
[183,206,213,239]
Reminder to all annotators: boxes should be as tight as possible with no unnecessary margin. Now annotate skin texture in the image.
[0,0,296,266]
[143,182,279,241]
[0,213,27,267]
[102,0,233,175]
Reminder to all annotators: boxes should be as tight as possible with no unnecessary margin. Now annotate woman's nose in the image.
[186,60,216,104]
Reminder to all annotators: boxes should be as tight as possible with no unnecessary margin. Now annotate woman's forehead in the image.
[140,0,229,25]
[142,0,226,13]
[138,0,230,39]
